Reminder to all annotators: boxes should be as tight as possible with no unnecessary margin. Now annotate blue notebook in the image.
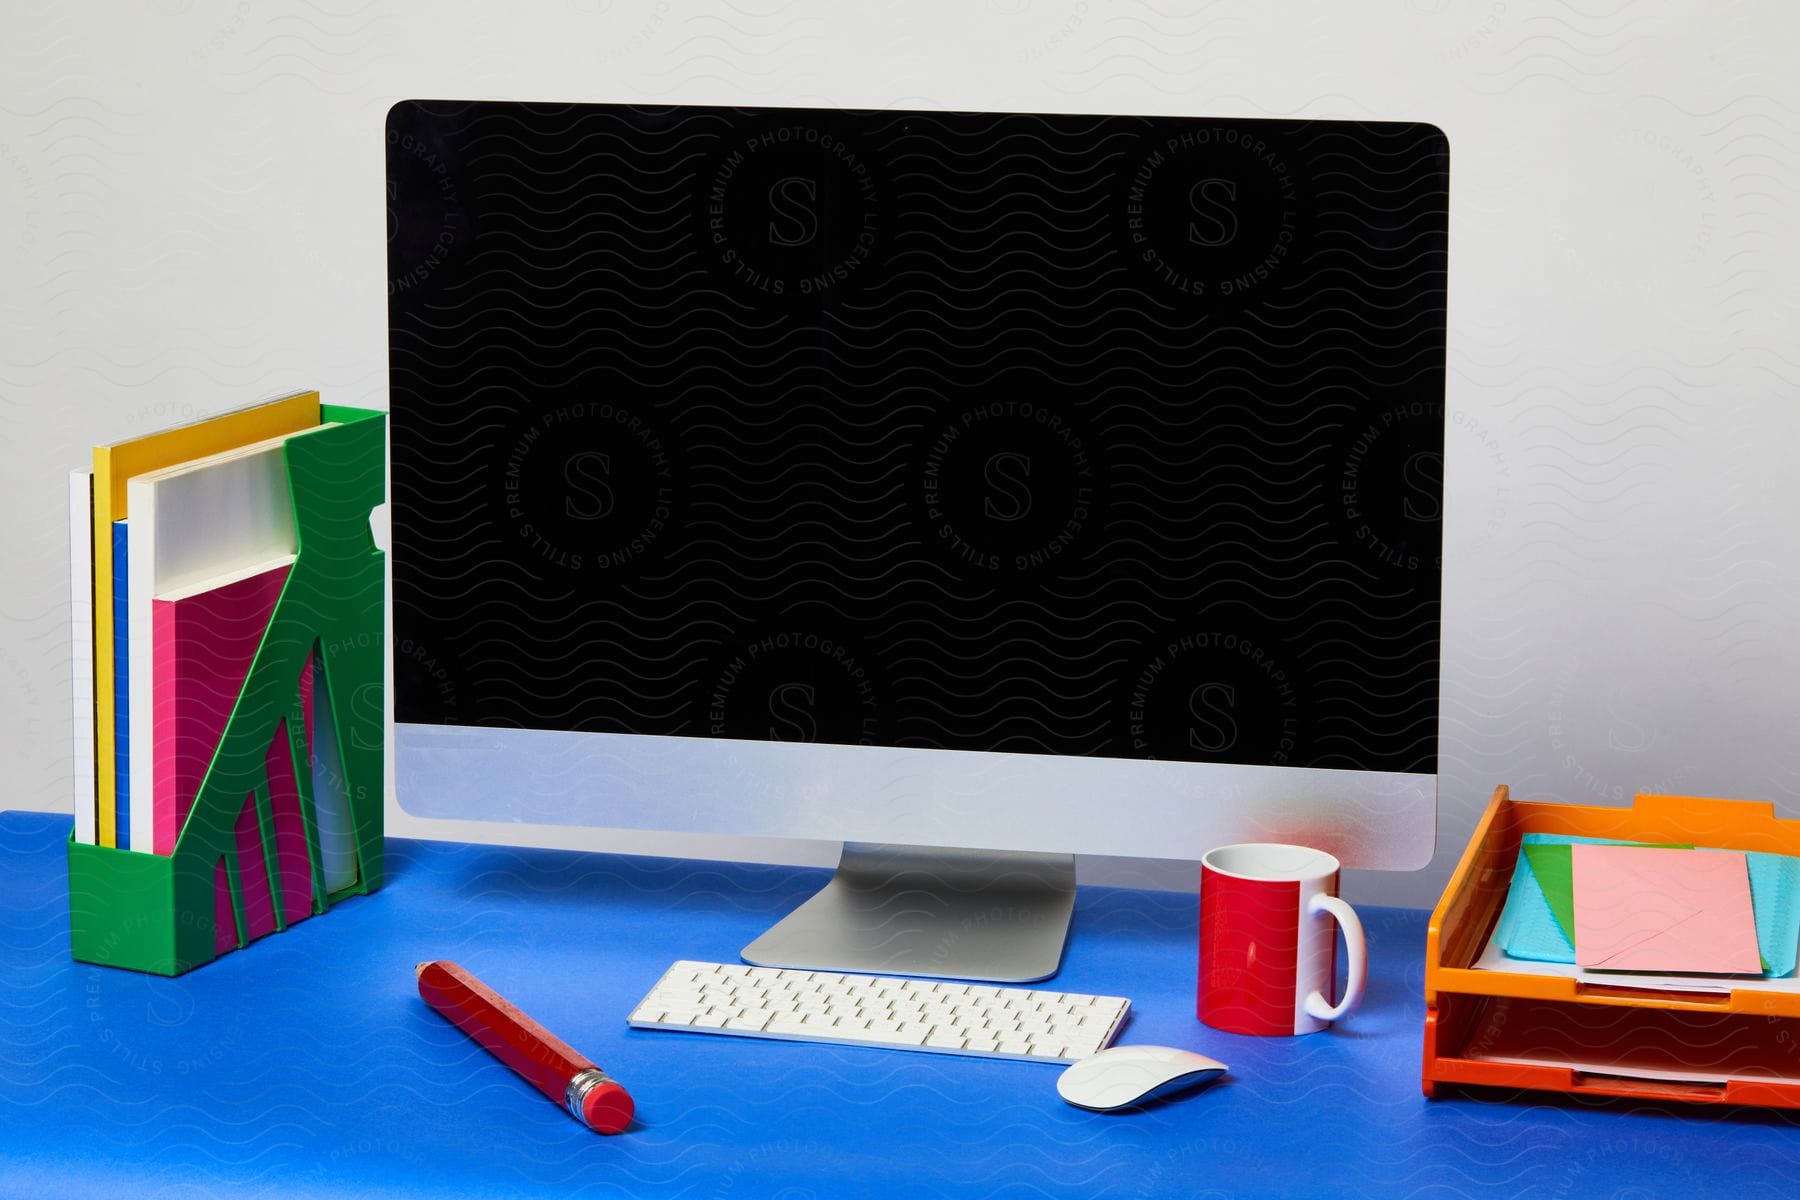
[111,521,129,851]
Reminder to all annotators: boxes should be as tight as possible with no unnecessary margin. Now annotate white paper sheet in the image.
[1473,921,1800,996]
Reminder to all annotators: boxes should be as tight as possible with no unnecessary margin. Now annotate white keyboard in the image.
[628,961,1131,1064]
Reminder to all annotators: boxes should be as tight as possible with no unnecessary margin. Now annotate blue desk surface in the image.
[4,811,1797,1199]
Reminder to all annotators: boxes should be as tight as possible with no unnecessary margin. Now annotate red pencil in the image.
[416,960,634,1134]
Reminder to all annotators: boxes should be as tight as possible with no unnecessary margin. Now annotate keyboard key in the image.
[723,1014,770,1031]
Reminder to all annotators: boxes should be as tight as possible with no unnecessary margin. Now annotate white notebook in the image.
[69,471,96,845]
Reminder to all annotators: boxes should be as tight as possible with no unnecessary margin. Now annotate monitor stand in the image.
[740,843,1076,983]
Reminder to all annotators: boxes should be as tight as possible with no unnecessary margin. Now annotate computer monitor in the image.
[386,100,1447,981]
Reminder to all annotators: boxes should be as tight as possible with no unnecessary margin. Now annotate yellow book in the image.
[90,390,320,847]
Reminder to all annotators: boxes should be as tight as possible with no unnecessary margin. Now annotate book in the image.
[112,523,130,850]
[68,472,95,845]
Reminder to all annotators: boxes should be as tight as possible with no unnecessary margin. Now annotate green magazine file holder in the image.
[68,406,386,975]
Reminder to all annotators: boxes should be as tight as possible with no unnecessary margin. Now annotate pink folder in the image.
[1572,843,1762,974]
[151,564,291,853]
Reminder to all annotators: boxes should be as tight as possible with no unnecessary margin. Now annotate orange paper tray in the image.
[1423,785,1800,1108]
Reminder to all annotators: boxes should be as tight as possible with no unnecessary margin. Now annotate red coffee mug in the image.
[1198,843,1367,1036]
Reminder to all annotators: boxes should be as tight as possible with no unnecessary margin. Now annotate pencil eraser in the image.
[581,1081,634,1134]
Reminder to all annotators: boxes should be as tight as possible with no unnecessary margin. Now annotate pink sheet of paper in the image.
[1572,844,1762,973]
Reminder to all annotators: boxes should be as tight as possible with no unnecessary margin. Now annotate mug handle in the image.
[1302,894,1367,1023]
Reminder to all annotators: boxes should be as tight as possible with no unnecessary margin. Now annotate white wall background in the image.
[3,0,1796,908]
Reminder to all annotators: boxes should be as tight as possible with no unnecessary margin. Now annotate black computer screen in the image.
[388,101,1446,773]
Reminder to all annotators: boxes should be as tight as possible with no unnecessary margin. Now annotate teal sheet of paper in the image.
[1493,835,1588,963]
[1748,851,1800,976]
[1495,834,1800,977]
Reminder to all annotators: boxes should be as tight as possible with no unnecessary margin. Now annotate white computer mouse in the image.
[1055,1045,1228,1112]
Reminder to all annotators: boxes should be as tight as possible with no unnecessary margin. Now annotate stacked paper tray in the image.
[1425,786,1800,1109]
[66,402,386,977]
